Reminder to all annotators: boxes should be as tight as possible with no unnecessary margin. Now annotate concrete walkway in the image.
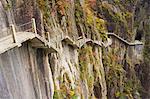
[0,18,143,54]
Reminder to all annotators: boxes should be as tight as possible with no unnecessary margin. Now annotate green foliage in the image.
[37,0,46,10]
[4,4,11,11]
[71,95,78,99]
[37,0,51,20]
[35,0,143,98]
[85,2,107,40]
[53,82,76,98]
[101,1,134,38]
[103,48,141,98]
[114,0,120,4]
[75,0,87,36]
[79,46,104,98]
[79,46,90,80]
[53,90,61,99]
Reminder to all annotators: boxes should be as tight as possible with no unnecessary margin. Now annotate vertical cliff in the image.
[0,0,149,99]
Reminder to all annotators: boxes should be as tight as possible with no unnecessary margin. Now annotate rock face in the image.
[0,0,149,99]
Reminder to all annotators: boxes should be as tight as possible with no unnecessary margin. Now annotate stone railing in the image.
[107,32,143,46]
[107,32,144,63]
[0,18,144,54]
[0,18,37,43]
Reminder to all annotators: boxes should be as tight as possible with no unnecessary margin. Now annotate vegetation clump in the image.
[35,0,144,98]
[103,48,142,98]
[79,45,106,98]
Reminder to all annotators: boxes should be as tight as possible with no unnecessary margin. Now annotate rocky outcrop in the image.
[0,0,149,99]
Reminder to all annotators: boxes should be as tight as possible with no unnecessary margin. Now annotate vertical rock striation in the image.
[0,0,149,99]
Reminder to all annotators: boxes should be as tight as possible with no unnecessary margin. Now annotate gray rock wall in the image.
[0,43,48,99]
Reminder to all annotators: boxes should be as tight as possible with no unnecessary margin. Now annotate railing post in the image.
[61,32,63,39]
[55,35,57,48]
[47,32,50,42]
[32,18,37,35]
[10,24,17,43]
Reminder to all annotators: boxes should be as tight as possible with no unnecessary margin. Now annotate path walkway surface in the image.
[0,18,143,54]
[0,32,35,54]
[107,33,143,45]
